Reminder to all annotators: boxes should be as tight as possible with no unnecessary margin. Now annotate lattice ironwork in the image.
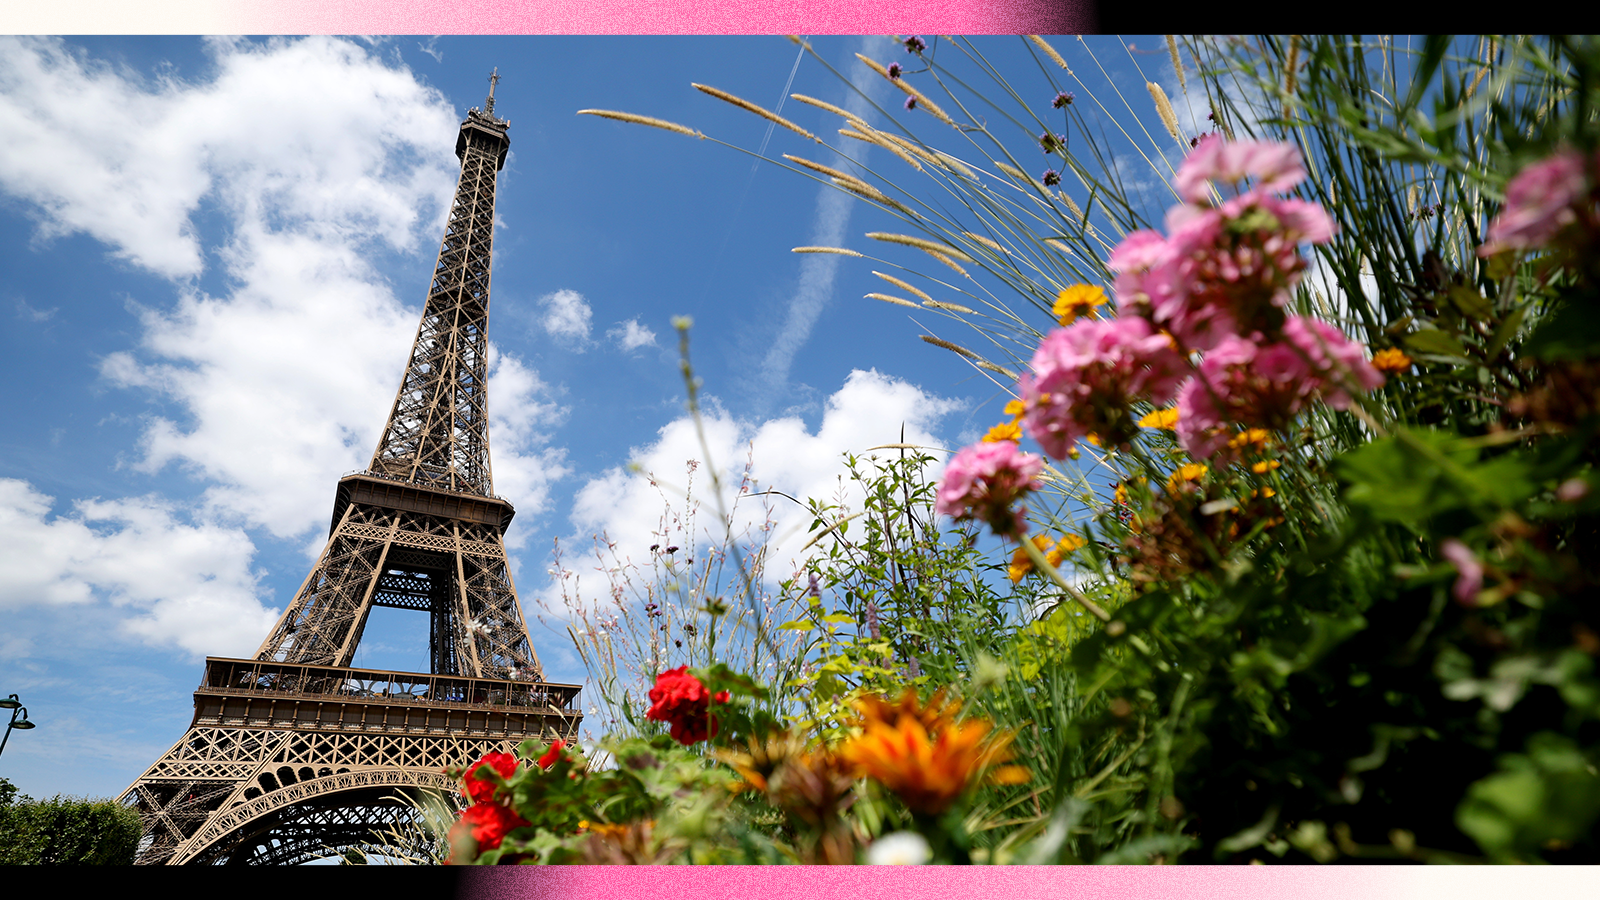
[121,74,579,865]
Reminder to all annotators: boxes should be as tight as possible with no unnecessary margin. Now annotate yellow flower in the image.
[1008,535,1054,583]
[1138,407,1180,430]
[1003,398,1027,419]
[983,421,1023,443]
[1371,347,1412,373]
[1052,284,1108,325]
[1251,460,1280,474]
[1166,463,1209,493]
[1047,533,1087,568]
[1228,429,1273,451]
[839,689,1028,815]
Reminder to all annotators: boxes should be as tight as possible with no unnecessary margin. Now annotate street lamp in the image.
[0,694,35,759]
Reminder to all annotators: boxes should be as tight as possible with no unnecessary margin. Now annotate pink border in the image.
[452,865,1596,900]
[241,0,1092,35]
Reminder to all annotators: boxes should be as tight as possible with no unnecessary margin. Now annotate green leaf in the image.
[821,612,856,624]
[1446,285,1493,320]
[1336,427,1536,521]
[1402,329,1467,358]
[1456,733,1600,862]
[1523,300,1600,361]
[777,620,814,631]
[1486,303,1527,359]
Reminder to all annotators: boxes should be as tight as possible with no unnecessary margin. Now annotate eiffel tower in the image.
[118,72,580,866]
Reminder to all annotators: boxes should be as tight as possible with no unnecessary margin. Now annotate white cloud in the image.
[0,37,501,540]
[567,369,962,584]
[0,478,277,658]
[101,231,422,538]
[14,297,54,322]
[0,36,458,280]
[486,346,570,548]
[538,288,593,346]
[607,317,657,352]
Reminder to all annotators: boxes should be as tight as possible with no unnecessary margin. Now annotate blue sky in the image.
[0,35,1196,800]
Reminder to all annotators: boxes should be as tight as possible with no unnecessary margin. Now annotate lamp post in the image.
[0,694,35,759]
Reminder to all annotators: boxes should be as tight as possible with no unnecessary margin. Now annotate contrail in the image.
[757,35,892,405]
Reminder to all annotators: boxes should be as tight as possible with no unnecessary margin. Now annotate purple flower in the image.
[904,35,927,54]
[1040,132,1066,155]
[807,571,821,598]
[1042,169,1061,187]
[864,598,881,640]
[887,62,902,80]
[1053,91,1075,109]
[904,96,918,111]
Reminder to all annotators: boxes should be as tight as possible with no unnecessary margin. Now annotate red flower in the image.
[645,666,730,745]
[537,739,567,770]
[462,751,518,804]
[456,800,529,851]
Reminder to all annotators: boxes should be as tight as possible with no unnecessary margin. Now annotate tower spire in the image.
[485,67,499,117]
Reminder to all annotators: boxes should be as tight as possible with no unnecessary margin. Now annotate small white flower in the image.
[866,831,931,865]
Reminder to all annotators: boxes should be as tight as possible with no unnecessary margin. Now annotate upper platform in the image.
[457,107,509,171]
[331,470,516,535]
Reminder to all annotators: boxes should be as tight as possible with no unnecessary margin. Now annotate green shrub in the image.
[0,778,144,865]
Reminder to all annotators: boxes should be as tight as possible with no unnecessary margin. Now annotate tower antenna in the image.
[486,67,499,117]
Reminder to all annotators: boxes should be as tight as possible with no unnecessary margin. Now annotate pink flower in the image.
[936,441,1044,536]
[1478,148,1589,256]
[1175,319,1382,459]
[1107,229,1179,322]
[1150,193,1336,350]
[1439,539,1483,606]
[1281,316,1384,408]
[1021,316,1189,458]
[1174,135,1307,205]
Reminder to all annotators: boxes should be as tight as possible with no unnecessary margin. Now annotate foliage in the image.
[0,778,144,865]
[447,34,1600,865]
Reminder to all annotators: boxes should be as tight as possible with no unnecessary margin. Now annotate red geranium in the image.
[537,738,567,770]
[645,666,731,745]
[462,751,518,804]
[455,800,529,851]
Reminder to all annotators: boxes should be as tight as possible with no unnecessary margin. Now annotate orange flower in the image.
[839,689,1028,815]
[1371,347,1412,373]
[1052,284,1109,325]
[1047,533,1087,567]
